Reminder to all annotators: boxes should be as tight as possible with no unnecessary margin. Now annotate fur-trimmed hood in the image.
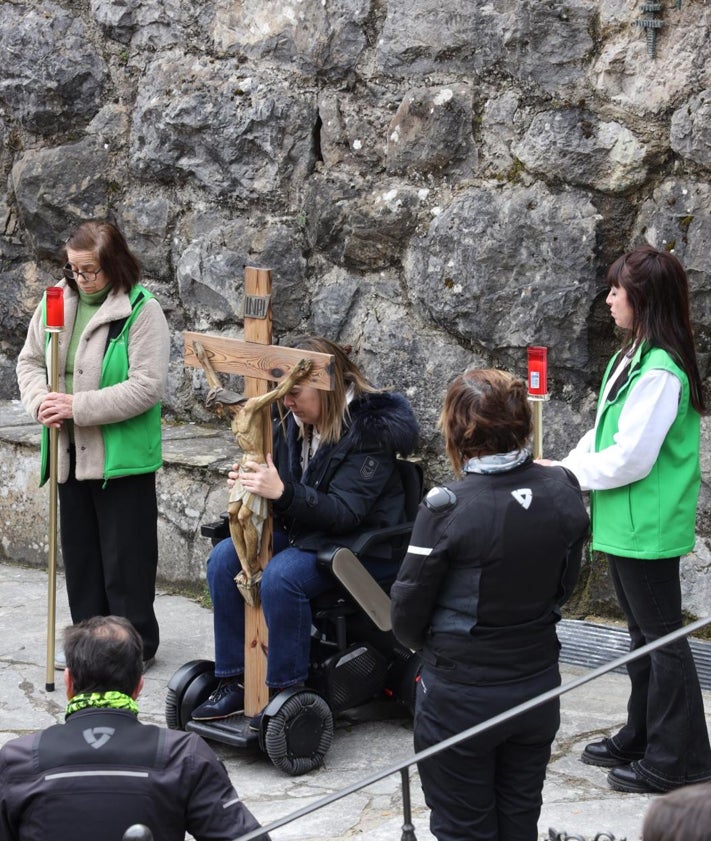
[343,390,419,456]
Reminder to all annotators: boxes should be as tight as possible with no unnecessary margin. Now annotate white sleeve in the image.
[564,427,596,462]
[560,369,681,491]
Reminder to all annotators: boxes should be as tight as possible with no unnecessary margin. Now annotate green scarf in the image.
[66,691,139,719]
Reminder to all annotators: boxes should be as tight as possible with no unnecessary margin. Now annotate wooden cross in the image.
[184,267,334,715]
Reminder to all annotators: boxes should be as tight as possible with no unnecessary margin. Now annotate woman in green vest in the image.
[548,244,710,794]
[17,220,170,670]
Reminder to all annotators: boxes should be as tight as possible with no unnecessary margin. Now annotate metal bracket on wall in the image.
[635,2,663,58]
[634,1,691,59]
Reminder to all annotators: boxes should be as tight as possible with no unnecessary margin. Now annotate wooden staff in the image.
[44,287,64,692]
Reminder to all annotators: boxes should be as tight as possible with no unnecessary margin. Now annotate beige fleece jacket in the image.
[17,280,170,482]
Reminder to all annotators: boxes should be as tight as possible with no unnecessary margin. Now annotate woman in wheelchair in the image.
[192,335,419,723]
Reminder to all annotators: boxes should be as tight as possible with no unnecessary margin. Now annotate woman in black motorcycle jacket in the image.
[391,368,589,841]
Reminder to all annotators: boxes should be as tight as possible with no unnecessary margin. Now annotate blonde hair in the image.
[287,336,378,445]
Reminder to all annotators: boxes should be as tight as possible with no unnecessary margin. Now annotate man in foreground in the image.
[0,615,268,841]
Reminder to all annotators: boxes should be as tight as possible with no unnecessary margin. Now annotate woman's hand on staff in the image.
[535,458,556,466]
[38,392,74,428]
[239,454,285,500]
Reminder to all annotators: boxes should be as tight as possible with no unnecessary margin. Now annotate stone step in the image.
[0,399,234,586]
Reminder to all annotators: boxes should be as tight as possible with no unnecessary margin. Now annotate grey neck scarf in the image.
[463,448,530,475]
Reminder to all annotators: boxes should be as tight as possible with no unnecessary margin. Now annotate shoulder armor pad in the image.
[424,486,457,513]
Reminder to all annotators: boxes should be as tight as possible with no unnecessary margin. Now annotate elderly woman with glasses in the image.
[17,219,170,670]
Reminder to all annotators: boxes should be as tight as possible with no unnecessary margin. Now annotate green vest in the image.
[591,344,700,559]
[40,285,163,485]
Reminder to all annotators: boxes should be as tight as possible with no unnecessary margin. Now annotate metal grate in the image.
[558,619,711,691]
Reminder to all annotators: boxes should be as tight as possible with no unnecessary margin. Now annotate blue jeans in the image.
[206,534,398,688]
[607,554,711,790]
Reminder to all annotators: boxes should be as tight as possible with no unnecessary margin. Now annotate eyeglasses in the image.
[63,264,104,283]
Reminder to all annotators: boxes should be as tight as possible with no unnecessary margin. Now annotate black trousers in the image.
[607,553,711,790]
[414,664,560,841]
[58,452,160,660]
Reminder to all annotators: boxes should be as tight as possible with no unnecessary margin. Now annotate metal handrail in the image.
[234,616,711,841]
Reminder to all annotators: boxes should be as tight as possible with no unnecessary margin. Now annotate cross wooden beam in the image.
[183,267,334,716]
[183,333,335,391]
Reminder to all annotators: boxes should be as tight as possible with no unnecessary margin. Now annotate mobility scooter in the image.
[165,459,424,775]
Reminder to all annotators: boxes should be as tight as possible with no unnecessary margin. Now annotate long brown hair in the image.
[439,368,531,474]
[608,245,705,413]
[287,336,379,445]
[65,220,141,294]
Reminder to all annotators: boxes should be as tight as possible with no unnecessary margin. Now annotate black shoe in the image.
[581,739,643,768]
[607,763,660,794]
[191,678,245,720]
[142,657,156,674]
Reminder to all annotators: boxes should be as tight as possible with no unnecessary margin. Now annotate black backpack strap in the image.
[103,290,146,354]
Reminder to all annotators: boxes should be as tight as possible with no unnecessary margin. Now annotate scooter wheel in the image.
[263,690,334,776]
[165,660,218,731]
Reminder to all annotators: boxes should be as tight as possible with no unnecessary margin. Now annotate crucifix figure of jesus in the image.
[183,266,334,714]
[192,342,312,606]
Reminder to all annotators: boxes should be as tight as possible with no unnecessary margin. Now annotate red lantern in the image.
[45,287,64,330]
[527,346,548,396]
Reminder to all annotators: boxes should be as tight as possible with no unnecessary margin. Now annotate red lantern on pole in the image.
[45,287,64,330]
[527,345,548,397]
[526,346,549,459]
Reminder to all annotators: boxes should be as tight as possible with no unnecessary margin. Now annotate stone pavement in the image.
[3,562,709,841]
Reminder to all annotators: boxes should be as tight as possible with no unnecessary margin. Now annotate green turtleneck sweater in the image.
[65,284,113,396]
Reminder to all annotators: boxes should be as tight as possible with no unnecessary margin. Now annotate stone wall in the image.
[1,0,710,614]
